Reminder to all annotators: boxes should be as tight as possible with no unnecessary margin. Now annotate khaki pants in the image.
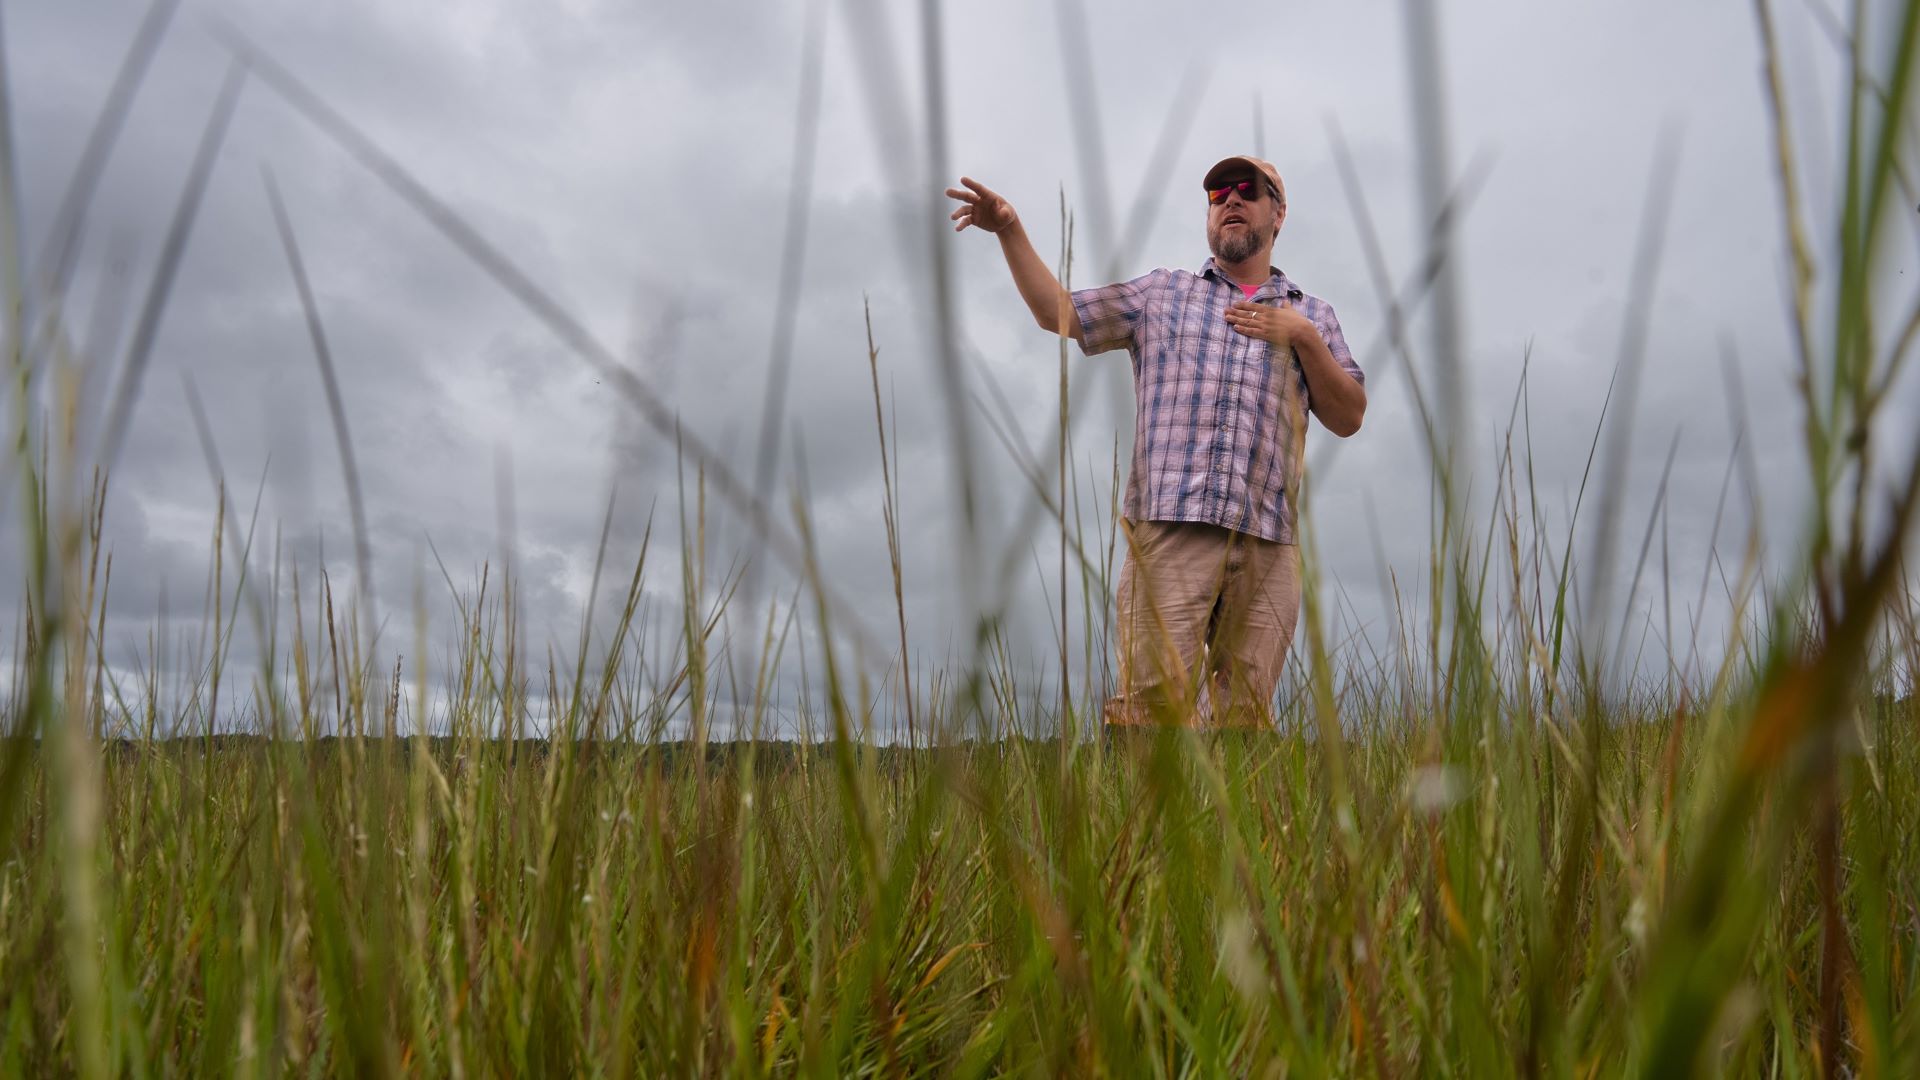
[1103,518,1301,729]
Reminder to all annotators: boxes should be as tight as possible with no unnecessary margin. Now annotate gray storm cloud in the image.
[2,0,1883,733]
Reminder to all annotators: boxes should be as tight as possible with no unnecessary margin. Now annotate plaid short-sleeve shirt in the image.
[1071,259,1363,545]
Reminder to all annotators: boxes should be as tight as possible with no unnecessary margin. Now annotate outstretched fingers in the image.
[948,177,987,232]
[947,177,1006,233]
[959,175,998,200]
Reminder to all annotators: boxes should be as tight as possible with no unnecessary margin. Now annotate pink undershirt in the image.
[1237,282,1260,298]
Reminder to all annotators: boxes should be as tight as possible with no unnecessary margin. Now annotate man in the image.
[946,155,1366,728]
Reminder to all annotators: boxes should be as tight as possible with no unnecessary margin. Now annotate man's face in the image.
[1206,177,1284,264]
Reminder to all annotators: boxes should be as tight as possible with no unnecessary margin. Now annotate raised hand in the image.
[946,176,1019,234]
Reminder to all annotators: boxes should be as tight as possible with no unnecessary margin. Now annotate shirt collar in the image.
[1200,257,1303,300]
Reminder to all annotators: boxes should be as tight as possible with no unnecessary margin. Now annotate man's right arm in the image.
[947,177,1085,343]
[994,220,1085,343]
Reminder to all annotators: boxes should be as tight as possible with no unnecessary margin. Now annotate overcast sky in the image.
[4,0,1910,735]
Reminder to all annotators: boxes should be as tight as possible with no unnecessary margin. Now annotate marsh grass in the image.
[2,0,1920,1075]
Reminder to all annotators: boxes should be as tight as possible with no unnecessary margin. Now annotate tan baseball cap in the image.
[1202,155,1285,204]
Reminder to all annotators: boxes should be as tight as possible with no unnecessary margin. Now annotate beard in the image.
[1208,218,1271,264]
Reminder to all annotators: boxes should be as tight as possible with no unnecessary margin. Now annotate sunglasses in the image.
[1207,179,1273,205]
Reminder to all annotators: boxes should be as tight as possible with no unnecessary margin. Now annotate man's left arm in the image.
[1224,300,1368,437]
